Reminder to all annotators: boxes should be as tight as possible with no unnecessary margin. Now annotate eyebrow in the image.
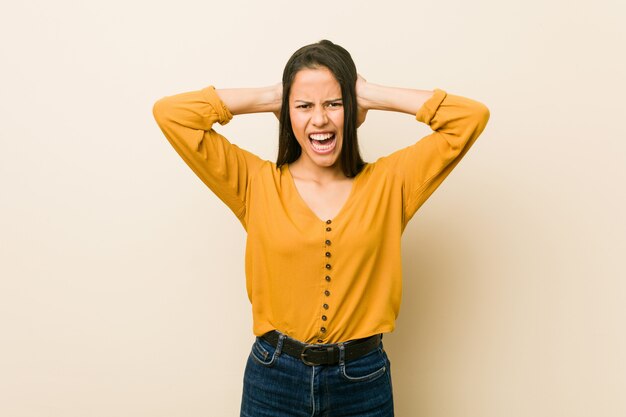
[294,98,343,104]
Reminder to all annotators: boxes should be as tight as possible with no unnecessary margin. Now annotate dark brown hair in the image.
[276,40,366,178]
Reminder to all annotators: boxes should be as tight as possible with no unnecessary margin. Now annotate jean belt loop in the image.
[276,332,285,356]
[338,342,346,365]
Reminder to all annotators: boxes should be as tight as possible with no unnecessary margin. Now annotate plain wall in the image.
[1,0,625,416]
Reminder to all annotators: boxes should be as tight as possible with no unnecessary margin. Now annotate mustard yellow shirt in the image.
[153,86,489,343]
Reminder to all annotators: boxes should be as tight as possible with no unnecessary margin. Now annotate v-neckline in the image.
[285,164,362,224]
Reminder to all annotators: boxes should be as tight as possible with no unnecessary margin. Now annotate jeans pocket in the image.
[250,337,278,367]
[340,347,387,382]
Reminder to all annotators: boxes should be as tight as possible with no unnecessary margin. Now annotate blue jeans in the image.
[240,333,394,416]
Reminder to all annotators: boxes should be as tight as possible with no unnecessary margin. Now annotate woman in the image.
[153,39,489,417]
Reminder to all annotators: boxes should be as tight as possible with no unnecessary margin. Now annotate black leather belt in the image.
[261,330,382,366]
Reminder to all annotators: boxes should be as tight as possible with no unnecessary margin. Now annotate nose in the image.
[311,106,328,126]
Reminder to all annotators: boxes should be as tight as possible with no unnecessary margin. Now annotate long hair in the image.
[276,40,366,178]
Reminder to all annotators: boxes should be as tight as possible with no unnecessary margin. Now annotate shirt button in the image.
[326,220,332,224]
[325,240,331,245]
[325,264,331,270]
[322,315,327,321]
[325,252,331,258]
[323,304,329,309]
[326,227,332,232]
[324,290,330,296]
[325,276,331,282]
[321,327,327,333]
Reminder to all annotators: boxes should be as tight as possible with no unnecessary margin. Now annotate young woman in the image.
[153,39,489,417]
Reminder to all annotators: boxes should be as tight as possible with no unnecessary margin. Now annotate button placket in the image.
[319,219,334,339]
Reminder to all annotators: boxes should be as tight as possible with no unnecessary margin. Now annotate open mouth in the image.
[308,132,336,154]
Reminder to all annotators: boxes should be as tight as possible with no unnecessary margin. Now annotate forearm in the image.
[216,85,282,116]
[359,82,434,115]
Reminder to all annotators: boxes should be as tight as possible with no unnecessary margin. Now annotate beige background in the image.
[1,0,625,416]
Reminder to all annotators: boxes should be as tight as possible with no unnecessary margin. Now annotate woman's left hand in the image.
[356,74,369,128]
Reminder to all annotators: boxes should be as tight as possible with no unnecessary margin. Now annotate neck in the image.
[288,159,346,183]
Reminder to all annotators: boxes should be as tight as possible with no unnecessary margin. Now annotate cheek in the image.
[331,111,345,131]
[290,112,306,132]
[289,116,307,144]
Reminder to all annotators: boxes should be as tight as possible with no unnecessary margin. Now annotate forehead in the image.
[290,67,341,99]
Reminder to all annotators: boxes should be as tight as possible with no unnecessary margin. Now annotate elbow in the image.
[152,97,171,127]
[454,101,490,148]
[471,101,490,136]
[479,102,490,124]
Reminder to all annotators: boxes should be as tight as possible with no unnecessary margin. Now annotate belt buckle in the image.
[301,344,325,366]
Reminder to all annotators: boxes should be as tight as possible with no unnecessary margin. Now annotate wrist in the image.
[360,82,392,111]
[360,83,434,115]
[256,84,282,114]
[217,86,281,115]
[271,83,283,113]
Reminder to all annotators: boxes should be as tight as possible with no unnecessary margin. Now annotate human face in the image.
[289,67,344,172]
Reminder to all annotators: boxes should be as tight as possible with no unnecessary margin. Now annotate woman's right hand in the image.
[272,82,283,120]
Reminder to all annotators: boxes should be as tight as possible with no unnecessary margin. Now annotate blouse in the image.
[152,85,489,344]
